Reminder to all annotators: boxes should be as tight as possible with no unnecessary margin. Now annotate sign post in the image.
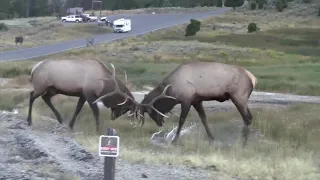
[99,128,119,180]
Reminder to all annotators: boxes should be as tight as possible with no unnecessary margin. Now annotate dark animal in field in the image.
[27,59,140,133]
[136,62,258,144]
[86,37,94,47]
[15,36,23,45]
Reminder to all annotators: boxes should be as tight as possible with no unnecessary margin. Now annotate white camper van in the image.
[113,18,131,33]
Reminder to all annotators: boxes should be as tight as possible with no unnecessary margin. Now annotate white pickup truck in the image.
[61,15,82,23]
[82,13,98,22]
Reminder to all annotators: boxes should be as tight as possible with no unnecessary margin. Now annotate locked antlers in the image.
[92,63,140,117]
[93,63,177,127]
[139,84,177,118]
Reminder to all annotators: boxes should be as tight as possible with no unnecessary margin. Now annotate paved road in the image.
[0,8,230,62]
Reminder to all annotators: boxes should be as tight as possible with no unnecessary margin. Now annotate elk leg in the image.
[42,92,63,124]
[230,96,252,126]
[230,95,252,144]
[68,96,86,130]
[27,91,41,126]
[193,102,214,141]
[171,102,191,144]
[88,102,100,134]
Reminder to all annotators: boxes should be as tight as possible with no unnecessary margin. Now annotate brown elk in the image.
[27,59,140,133]
[136,62,258,144]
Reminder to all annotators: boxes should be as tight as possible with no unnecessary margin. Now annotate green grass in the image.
[87,6,218,16]
[0,90,29,111]
[1,2,319,95]
[1,26,320,95]
[248,64,320,95]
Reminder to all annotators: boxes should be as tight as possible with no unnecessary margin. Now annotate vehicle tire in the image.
[62,19,66,22]
[76,20,79,23]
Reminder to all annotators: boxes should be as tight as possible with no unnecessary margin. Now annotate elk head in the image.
[92,63,141,124]
[136,84,177,127]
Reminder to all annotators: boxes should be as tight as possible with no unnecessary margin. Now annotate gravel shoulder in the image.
[0,111,239,180]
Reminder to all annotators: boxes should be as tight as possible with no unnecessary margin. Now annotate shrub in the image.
[282,0,288,8]
[250,2,257,10]
[0,23,8,31]
[0,13,7,20]
[258,2,264,9]
[185,19,201,37]
[224,0,245,10]
[256,0,266,9]
[248,22,258,33]
[318,6,320,16]
[276,0,283,12]
[217,0,223,7]
[302,0,311,3]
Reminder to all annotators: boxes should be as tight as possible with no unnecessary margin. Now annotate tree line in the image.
[0,0,245,20]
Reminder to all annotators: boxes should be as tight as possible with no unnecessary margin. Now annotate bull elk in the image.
[136,62,257,144]
[27,59,140,133]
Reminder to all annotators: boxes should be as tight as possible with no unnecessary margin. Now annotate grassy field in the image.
[86,6,218,16]
[0,89,319,180]
[0,1,319,95]
[0,16,112,52]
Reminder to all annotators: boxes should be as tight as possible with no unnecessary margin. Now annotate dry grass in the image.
[0,89,29,111]
[1,89,319,180]
[86,6,218,16]
[0,17,112,52]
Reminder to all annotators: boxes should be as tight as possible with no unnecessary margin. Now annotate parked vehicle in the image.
[82,13,98,22]
[80,14,91,22]
[61,15,83,23]
[97,17,110,26]
[113,18,131,33]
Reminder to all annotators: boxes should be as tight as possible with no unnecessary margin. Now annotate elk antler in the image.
[93,64,141,118]
[140,84,177,118]
[93,64,135,104]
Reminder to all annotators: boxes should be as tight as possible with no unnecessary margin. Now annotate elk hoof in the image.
[244,121,251,126]
[68,123,74,130]
[171,139,179,145]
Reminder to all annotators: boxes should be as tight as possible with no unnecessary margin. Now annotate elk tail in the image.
[244,69,257,88]
[30,61,44,82]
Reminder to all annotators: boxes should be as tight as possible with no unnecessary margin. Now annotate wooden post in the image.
[103,128,118,180]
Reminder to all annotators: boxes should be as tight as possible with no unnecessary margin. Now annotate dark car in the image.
[80,14,90,22]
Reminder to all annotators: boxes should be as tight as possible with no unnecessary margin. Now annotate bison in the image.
[136,62,257,144]
[15,36,23,45]
[27,59,140,133]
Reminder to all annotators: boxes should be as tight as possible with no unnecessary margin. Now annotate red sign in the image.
[100,146,117,151]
